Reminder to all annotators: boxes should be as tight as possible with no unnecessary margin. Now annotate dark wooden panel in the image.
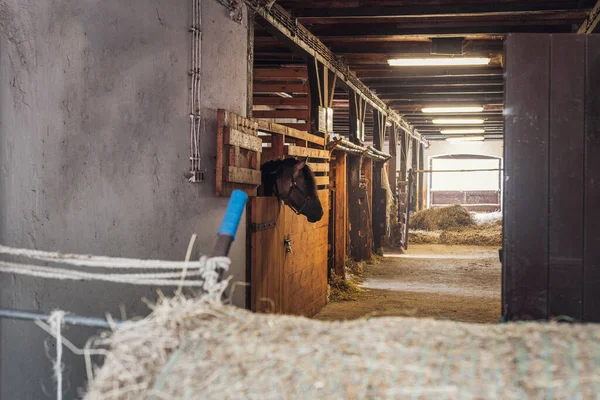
[584,35,600,322]
[465,191,501,205]
[548,35,585,320]
[503,34,550,321]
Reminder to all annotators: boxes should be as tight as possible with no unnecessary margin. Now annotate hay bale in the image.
[85,296,600,399]
[410,205,475,231]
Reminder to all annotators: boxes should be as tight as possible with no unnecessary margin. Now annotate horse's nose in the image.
[306,203,324,223]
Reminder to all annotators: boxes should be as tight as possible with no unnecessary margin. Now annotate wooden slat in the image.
[314,176,329,186]
[216,109,225,196]
[257,119,324,145]
[503,34,550,321]
[548,35,585,321]
[253,110,310,119]
[226,166,262,185]
[253,97,308,106]
[224,128,263,152]
[279,122,310,132]
[307,162,329,172]
[584,35,600,322]
[286,146,330,160]
[254,83,308,93]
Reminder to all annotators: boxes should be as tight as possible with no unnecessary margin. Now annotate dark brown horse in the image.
[258,157,324,223]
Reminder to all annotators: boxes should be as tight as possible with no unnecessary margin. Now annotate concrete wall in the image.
[0,0,248,398]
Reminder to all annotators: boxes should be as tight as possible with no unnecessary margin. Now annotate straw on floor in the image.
[84,295,600,400]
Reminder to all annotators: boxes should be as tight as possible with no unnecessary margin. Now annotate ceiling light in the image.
[441,128,485,135]
[275,92,292,98]
[421,106,484,114]
[446,136,485,143]
[387,57,490,67]
[432,119,484,125]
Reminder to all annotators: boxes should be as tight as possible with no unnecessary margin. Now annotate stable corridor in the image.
[314,245,501,324]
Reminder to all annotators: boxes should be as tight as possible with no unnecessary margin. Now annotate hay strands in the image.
[0,190,248,329]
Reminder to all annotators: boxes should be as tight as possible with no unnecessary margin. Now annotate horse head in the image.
[259,157,324,223]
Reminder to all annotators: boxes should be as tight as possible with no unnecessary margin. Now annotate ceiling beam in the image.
[299,11,587,26]
[243,0,427,145]
[307,24,574,38]
[281,2,591,18]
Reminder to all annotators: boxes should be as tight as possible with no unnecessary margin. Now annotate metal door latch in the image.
[284,234,293,254]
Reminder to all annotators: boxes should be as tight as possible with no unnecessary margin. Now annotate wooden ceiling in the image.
[252,0,599,141]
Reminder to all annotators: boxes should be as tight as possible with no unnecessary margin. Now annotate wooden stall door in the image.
[250,191,330,317]
[503,33,600,322]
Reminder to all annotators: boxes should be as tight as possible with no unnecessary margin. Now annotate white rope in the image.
[0,245,206,270]
[48,311,65,400]
[0,258,230,287]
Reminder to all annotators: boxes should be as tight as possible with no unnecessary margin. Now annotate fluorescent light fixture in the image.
[421,106,484,114]
[388,57,490,67]
[446,136,485,143]
[275,92,293,98]
[432,118,484,125]
[441,128,485,135]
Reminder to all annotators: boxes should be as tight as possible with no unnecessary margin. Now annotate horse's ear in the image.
[295,157,307,171]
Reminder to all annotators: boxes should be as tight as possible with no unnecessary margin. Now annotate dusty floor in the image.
[314,244,502,324]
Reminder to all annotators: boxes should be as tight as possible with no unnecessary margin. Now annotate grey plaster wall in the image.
[0,0,248,398]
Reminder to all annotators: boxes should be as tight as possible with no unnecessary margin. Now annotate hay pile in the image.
[85,296,600,399]
[409,204,475,231]
[328,272,364,302]
[408,205,502,246]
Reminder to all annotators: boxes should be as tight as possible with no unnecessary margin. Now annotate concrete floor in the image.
[314,244,502,324]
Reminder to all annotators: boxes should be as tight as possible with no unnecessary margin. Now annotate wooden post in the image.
[372,109,387,256]
[363,157,373,259]
[389,124,398,200]
[348,90,366,145]
[307,57,336,140]
[247,10,255,118]
[410,137,418,212]
[417,144,424,210]
[333,152,347,276]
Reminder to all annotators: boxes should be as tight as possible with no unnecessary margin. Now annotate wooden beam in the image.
[226,166,262,185]
[355,67,504,79]
[254,83,308,93]
[253,97,308,106]
[256,119,324,145]
[224,128,263,152]
[288,2,591,18]
[578,0,600,33]
[299,11,587,25]
[309,24,573,38]
[253,110,309,119]
[286,146,330,160]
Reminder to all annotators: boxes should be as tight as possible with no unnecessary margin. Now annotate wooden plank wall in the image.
[503,33,600,322]
[250,190,330,316]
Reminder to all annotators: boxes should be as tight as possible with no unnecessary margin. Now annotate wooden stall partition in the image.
[216,110,262,196]
[330,151,348,277]
[503,33,600,322]
[250,190,330,317]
